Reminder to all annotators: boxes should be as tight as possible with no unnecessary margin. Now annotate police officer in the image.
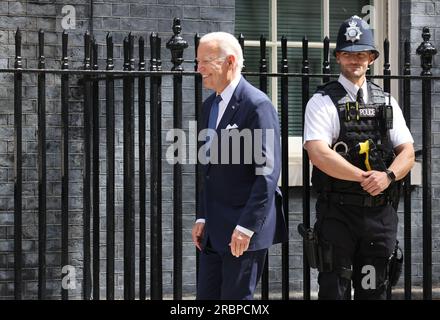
[303,16,415,299]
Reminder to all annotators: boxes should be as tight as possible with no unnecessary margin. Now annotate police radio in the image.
[380,103,393,132]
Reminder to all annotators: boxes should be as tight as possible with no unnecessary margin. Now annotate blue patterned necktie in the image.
[206,95,222,158]
[208,95,222,130]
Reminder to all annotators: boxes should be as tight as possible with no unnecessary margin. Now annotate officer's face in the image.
[336,51,375,84]
[197,42,235,94]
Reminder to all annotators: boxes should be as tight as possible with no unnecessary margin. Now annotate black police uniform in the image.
[310,16,400,300]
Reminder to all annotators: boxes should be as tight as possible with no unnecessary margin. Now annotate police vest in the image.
[311,80,395,195]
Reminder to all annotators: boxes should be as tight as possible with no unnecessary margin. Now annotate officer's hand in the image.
[361,170,390,196]
[229,230,251,258]
[192,222,205,251]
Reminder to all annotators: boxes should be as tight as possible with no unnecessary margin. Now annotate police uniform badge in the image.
[345,19,363,43]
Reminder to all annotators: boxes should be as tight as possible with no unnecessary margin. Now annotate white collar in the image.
[338,74,368,103]
[218,75,241,105]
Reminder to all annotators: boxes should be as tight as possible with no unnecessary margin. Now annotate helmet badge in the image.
[345,19,363,43]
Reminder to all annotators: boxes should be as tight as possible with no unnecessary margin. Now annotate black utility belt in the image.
[324,192,390,207]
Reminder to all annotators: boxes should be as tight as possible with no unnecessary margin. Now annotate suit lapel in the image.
[216,77,246,131]
[216,96,241,131]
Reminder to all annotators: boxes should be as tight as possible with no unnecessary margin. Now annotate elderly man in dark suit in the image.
[191,31,288,300]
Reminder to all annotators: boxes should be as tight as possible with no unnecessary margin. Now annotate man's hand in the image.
[229,229,251,258]
[361,170,390,196]
[192,222,205,251]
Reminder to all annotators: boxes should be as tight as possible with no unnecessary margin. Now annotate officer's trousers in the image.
[314,197,398,300]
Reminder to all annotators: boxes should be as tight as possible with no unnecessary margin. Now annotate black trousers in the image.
[314,198,398,300]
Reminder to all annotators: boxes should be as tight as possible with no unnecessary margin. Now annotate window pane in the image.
[240,46,271,91]
[235,0,270,39]
[329,0,371,38]
[278,47,322,136]
[278,0,322,42]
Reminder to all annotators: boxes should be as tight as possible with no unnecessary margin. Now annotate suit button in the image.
[206,175,210,179]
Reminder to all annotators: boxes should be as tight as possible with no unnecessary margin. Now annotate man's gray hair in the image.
[199,32,244,74]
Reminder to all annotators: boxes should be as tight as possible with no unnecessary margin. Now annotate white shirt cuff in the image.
[235,225,254,238]
[195,219,205,224]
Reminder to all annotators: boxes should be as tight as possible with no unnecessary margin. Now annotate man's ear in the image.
[335,52,341,64]
[368,54,375,65]
[227,55,236,66]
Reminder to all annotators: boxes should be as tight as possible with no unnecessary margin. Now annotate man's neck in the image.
[216,82,230,95]
[216,73,240,95]
[345,75,366,88]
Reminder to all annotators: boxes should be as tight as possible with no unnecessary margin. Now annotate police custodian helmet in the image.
[334,15,379,60]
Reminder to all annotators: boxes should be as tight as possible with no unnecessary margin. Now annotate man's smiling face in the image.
[197,42,232,94]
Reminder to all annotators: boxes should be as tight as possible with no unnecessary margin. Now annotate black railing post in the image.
[194,33,203,286]
[123,34,136,300]
[138,35,147,301]
[166,17,188,300]
[280,36,289,300]
[383,37,392,300]
[82,31,92,300]
[384,39,391,94]
[105,32,115,301]
[301,35,311,300]
[259,35,268,93]
[61,30,70,301]
[129,33,136,299]
[402,39,412,300]
[14,27,23,300]
[322,36,330,83]
[91,37,100,301]
[150,32,163,300]
[259,34,269,300]
[416,26,437,301]
[37,29,47,300]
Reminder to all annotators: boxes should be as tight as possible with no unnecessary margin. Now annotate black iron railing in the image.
[1,18,438,300]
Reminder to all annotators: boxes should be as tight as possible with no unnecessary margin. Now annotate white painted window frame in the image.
[243,0,400,107]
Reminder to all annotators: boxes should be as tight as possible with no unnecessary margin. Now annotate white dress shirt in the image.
[215,74,241,128]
